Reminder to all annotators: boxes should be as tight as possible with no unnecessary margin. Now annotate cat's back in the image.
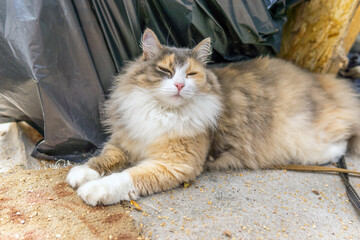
[212,57,316,118]
[212,57,311,91]
[212,56,357,115]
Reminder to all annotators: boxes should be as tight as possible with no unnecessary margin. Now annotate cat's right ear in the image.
[141,29,162,60]
[192,38,212,65]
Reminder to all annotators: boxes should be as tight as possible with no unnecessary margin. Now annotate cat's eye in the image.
[157,66,172,76]
[186,72,197,77]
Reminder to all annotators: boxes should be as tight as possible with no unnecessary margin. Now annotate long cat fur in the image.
[67,29,360,206]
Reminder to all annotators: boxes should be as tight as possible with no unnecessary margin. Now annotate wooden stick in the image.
[274,164,360,177]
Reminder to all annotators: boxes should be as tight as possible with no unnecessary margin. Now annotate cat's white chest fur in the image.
[111,88,222,146]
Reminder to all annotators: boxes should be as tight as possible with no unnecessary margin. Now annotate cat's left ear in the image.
[192,38,212,65]
[142,28,162,60]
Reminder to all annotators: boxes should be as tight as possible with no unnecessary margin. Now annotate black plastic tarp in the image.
[0,0,300,162]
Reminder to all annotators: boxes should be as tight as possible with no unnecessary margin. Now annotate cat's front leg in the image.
[66,143,128,188]
[77,171,137,206]
[66,165,100,188]
[76,158,202,206]
[76,135,209,206]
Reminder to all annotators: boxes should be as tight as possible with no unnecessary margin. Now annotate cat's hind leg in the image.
[206,151,245,171]
[66,143,128,188]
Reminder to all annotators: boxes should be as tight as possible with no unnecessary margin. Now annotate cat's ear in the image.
[141,29,162,60]
[192,38,212,65]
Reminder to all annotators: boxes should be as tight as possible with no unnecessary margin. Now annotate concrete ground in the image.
[130,166,360,239]
[1,122,359,239]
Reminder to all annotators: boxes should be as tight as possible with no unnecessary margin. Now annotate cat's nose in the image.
[174,83,184,91]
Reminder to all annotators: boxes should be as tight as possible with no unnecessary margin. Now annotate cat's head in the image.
[135,28,219,107]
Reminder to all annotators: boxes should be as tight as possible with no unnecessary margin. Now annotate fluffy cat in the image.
[66,29,360,206]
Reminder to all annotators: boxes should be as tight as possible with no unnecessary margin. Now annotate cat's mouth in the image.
[159,91,188,107]
[171,92,183,98]
[166,92,186,106]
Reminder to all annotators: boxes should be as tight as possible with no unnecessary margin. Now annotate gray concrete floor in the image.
[129,164,360,239]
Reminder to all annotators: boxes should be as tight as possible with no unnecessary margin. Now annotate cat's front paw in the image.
[77,171,138,206]
[66,165,101,188]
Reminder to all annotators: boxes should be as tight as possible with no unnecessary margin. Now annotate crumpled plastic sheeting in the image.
[0,1,111,161]
[92,0,297,71]
[0,0,299,162]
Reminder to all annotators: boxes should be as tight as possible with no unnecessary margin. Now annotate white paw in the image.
[77,171,138,206]
[66,165,100,188]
